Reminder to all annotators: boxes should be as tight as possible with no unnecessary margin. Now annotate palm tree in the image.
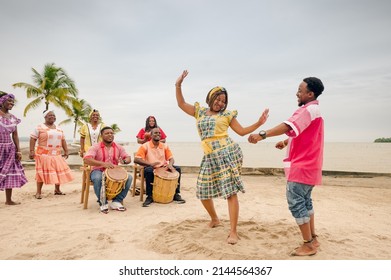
[58,98,92,144]
[110,123,121,134]
[13,63,78,116]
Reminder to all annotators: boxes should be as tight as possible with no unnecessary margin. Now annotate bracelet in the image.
[175,83,181,88]
[282,141,286,147]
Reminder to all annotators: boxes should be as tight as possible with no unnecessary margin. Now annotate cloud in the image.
[1,0,391,142]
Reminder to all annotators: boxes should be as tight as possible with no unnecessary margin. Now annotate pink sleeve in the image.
[118,146,129,160]
[30,126,39,139]
[84,144,98,158]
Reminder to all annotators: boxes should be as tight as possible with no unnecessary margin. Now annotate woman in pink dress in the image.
[29,110,74,199]
[0,93,27,205]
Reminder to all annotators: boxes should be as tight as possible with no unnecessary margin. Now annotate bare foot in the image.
[290,243,317,256]
[208,219,221,228]
[227,233,240,245]
[312,237,320,247]
[5,201,21,205]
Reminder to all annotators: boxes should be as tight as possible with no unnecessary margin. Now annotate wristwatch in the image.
[259,130,267,139]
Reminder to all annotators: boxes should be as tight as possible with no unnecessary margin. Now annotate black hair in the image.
[145,116,158,131]
[100,126,113,134]
[303,77,324,98]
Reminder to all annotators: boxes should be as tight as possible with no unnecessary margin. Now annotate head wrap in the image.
[207,86,226,100]
[0,94,15,105]
[43,110,55,118]
[89,109,100,119]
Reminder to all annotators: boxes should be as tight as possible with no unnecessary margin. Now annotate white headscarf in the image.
[43,110,55,118]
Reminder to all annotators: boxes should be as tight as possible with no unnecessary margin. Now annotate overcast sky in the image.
[1,0,390,143]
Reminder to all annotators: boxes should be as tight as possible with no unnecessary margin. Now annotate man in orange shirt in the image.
[134,128,185,207]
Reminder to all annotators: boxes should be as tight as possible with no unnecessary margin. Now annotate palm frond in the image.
[24,98,43,116]
[110,124,121,133]
[16,63,79,118]
[58,118,72,126]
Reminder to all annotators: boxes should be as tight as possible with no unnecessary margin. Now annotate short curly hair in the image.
[303,77,324,98]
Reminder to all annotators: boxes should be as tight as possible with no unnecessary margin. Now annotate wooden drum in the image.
[105,167,128,200]
[152,167,179,203]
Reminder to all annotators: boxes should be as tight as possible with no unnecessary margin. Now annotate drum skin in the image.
[105,167,128,200]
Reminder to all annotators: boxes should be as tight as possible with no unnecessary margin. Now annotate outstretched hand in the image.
[175,70,189,86]
[248,133,261,144]
[258,108,270,126]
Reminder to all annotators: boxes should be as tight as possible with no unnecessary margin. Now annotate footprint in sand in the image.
[147,219,297,259]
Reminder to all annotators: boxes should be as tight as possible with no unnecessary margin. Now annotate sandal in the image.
[35,194,42,199]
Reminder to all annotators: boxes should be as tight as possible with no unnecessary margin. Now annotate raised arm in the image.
[175,70,195,117]
[230,108,269,136]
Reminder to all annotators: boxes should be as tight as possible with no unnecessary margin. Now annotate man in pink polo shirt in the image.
[84,126,132,214]
[248,77,325,257]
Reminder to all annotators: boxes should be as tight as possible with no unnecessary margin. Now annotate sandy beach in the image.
[1,165,390,260]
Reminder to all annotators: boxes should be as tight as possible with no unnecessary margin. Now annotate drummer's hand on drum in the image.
[103,162,116,169]
[166,164,175,172]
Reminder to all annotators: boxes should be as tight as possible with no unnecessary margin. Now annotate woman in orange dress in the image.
[29,110,74,199]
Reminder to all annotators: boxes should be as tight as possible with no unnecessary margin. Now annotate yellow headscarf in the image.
[207,86,226,100]
[89,109,100,119]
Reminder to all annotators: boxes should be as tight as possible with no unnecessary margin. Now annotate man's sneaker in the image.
[173,193,186,204]
[142,196,153,207]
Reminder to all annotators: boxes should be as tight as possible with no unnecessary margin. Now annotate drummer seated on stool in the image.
[83,126,132,213]
[134,127,185,207]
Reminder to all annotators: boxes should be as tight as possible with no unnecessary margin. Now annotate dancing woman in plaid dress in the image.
[175,70,269,244]
[0,93,27,205]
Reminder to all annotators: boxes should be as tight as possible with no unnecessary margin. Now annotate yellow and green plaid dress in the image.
[194,102,244,200]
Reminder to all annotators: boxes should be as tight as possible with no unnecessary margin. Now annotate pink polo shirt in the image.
[84,142,129,171]
[283,100,324,185]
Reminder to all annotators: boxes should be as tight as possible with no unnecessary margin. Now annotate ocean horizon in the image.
[20,141,391,174]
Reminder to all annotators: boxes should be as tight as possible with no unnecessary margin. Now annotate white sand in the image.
[1,168,390,260]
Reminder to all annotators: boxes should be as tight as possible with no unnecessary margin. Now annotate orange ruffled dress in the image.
[30,124,74,184]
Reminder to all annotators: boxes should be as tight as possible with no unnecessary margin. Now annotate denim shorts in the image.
[286,181,315,225]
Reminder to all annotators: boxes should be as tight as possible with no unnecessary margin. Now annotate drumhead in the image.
[105,167,128,180]
[154,167,179,179]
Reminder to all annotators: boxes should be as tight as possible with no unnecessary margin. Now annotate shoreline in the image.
[20,162,391,178]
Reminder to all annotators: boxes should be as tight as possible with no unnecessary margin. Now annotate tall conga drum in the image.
[105,166,128,200]
[152,167,179,203]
